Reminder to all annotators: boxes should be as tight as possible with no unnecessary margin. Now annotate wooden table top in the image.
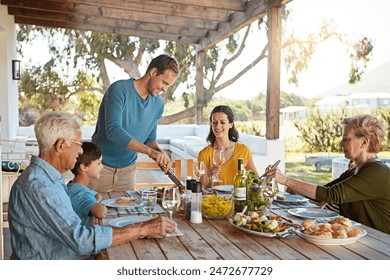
[101,192,390,260]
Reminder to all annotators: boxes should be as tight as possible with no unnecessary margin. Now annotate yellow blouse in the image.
[197,142,252,185]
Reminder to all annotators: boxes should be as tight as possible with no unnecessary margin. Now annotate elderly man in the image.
[8,111,176,260]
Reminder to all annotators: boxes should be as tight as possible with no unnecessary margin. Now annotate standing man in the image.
[90,54,179,192]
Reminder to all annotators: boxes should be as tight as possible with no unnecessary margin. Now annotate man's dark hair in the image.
[145,54,179,75]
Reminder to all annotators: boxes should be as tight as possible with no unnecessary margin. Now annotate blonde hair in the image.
[34,111,81,152]
[341,114,386,153]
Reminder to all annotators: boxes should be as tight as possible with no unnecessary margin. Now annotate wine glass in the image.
[162,187,181,220]
[261,178,279,215]
[211,149,225,182]
[193,160,205,181]
[141,190,157,216]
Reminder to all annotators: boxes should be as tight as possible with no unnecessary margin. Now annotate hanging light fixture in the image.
[12,60,20,80]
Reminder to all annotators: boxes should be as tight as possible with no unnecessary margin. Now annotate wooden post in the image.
[266,4,282,139]
[195,51,204,124]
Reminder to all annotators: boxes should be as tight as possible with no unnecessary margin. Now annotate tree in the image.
[17,9,373,125]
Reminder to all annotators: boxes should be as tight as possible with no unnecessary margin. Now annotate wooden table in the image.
[101,192,390,260]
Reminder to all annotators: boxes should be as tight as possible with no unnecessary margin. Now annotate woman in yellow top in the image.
[198,105,258,188]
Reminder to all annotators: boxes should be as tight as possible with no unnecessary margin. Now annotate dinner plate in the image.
[228,218,295,238]
[287,208,339,219]
[296,229,367,245]
[101,198,142,208]
[213,185,234,193]
[108,216,155,227]
[274,193,309,203]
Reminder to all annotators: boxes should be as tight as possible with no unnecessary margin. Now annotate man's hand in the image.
[148,149,172,172]
[144,216,177,238]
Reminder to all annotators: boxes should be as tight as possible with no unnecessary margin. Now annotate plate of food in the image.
[101,197,141,208]
[287,207,339,219]
[213,185,234,193]
[296,217,367,245]
[108,215,155,227]
[229,212,302,238]
[274,193,309,203]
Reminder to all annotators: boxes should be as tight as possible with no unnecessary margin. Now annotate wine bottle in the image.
[233,158,247,214]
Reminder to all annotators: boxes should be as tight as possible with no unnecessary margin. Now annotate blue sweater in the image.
[92,78,164,168]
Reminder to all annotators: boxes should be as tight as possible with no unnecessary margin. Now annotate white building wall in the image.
[0,5,19,147]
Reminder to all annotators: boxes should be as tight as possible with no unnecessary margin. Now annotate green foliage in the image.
[280,91,306,107]
[235,122,264,137]
[373,107,390,150]
[294,108,349,153]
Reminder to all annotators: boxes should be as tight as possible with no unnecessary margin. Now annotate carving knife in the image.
[165,169,185,189]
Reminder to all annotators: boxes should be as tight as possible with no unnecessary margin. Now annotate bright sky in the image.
[216,0,390,100]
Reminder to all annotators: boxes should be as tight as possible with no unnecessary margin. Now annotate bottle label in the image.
[234,188,246,200]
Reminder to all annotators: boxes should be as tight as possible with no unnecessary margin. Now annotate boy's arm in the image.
[90,203,107,219]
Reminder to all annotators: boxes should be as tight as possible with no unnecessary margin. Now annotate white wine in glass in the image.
[193,161,205,181]
[211,149,225,182]
[162,187,181,220]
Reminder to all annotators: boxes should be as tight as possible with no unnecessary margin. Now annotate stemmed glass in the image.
[261,178,279,215]
[162,187,181,220]
[141,190,157,216]
[193,160,205,181]
[211,149,225,182]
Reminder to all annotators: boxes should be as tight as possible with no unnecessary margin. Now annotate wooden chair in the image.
[135,159,194,189]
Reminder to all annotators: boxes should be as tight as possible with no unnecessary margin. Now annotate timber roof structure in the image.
[0,0,290,50]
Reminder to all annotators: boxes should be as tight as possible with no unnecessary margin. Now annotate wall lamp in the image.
[12,59,21,80]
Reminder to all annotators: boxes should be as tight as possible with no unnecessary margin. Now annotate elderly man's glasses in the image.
[64,139,83,147]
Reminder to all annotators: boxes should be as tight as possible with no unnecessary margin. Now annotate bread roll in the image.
[332,229,348,239]
[116,197,136,204]
[334,217,352,228]
[347,227,363,237]
[301,219,316,230]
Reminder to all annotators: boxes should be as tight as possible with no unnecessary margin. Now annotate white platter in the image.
[101,198,142,209]
[296,229,367,245]
[108,216,154,227]
[228,218,294,238]
[213,185,234,193]
[274,193,309,203]
[288,208,339,219]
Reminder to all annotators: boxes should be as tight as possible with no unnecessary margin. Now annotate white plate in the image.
[108,216,155,227]
[213,185,233,193]
[228,218,294,238]
[101,198,142,208]
[274,193,309,203]
[288,208,339,219]
[296,229,367,245]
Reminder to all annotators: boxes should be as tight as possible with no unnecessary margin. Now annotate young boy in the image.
[68,142,107,227]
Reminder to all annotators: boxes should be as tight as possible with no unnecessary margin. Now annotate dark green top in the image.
[316,159,390,234]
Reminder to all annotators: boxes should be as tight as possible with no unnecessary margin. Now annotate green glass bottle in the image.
[233,158,247,214]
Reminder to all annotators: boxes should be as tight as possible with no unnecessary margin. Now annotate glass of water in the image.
[141,190,157,216]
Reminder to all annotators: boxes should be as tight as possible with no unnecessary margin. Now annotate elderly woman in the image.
[198,105,258,188]
[270,114,390,234]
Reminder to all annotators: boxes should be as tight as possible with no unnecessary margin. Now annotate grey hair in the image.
[34,111,81,152]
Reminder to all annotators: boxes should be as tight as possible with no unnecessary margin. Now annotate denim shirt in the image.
[8,156,113,260]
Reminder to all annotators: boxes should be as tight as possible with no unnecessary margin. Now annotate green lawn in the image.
[284,151,390,186]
